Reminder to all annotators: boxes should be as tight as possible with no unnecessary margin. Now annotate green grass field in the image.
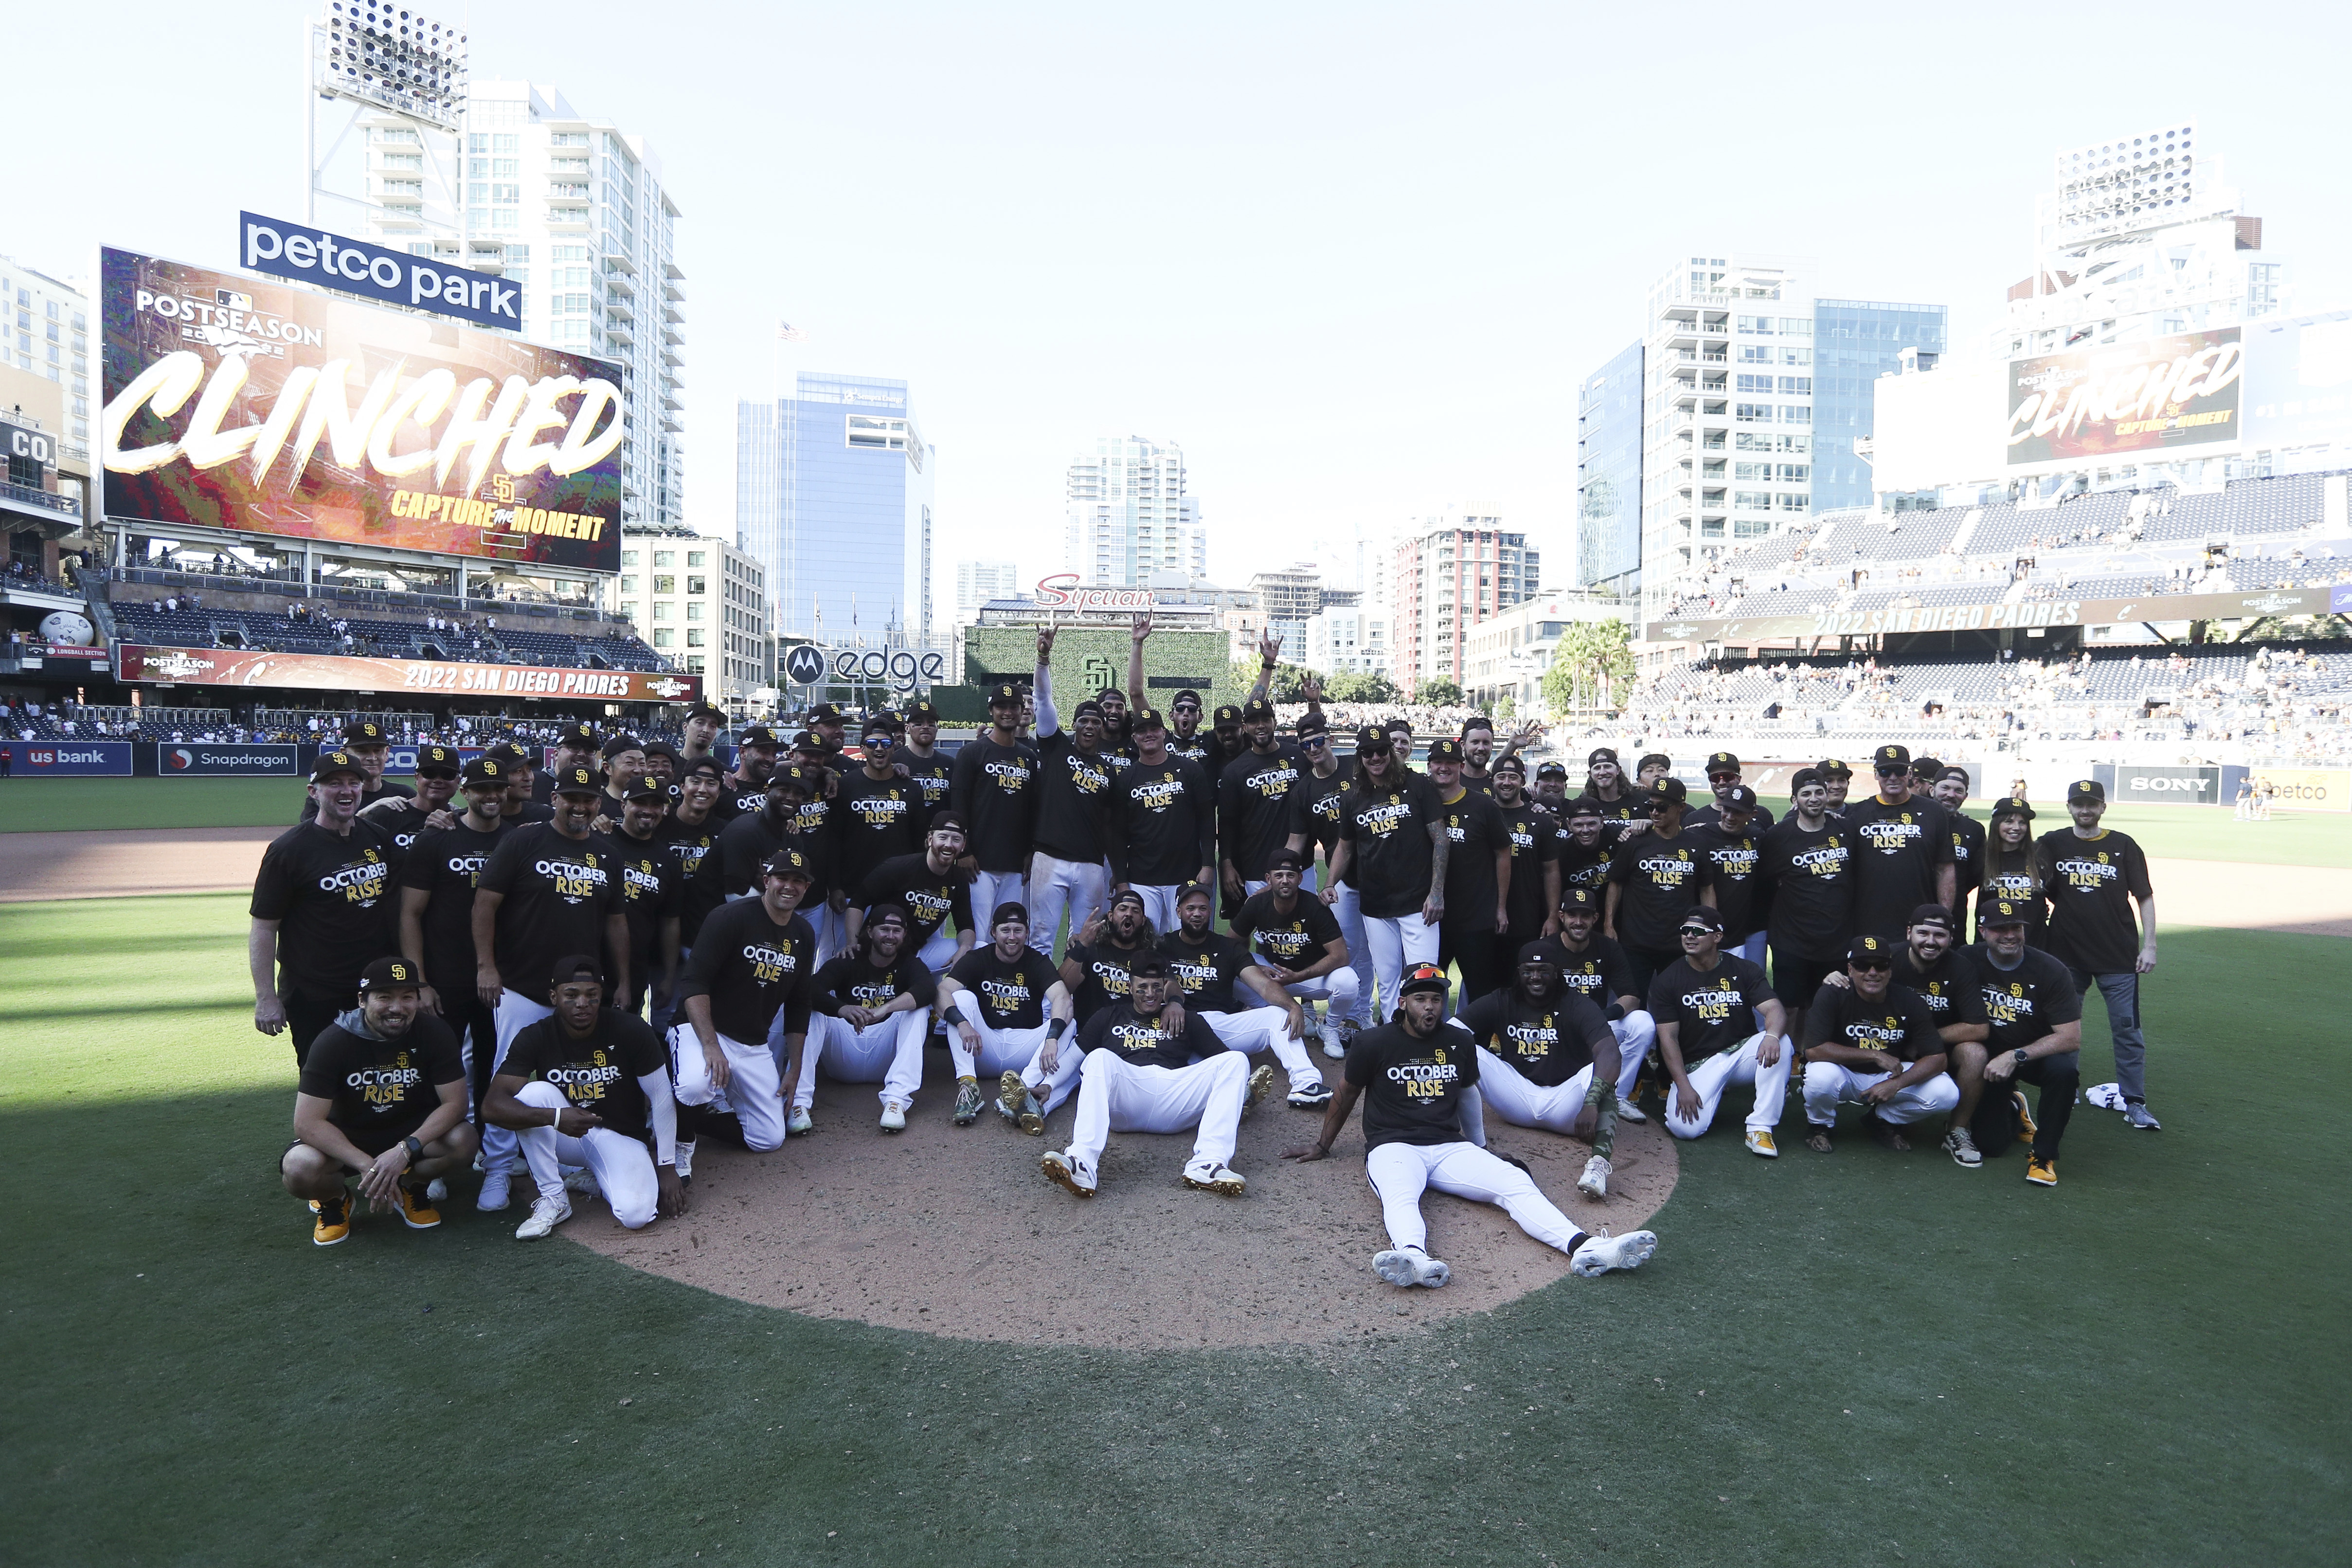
[4,888,2346,1565]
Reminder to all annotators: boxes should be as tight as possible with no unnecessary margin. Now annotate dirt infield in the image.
[570,1075,1679,1349]
[0,827,278,902]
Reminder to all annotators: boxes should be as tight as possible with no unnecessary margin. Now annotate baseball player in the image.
[481,954,684,1239]
[1798,933,1959,1153]
[398,754,510,1130]
[1426,738,1514,1007]
[1843,744,1957,939]
[1970,897,2084,1186]
[1547,796,1614,908]
[1039,955,1257,1198]
[1282,965,1659,1288]
[1579,747,1648,842]
[1220,697,1306,903]
[1323,726,1448,1021]
[1523,887,1651,1124]
[603,781,682,1018]
[950,681,1041,931]
[1028,627,1116,956]
[1487,756,1560,951]
[281,956,475,1245]
[1105,706,1216,930]
[1157,881,1325,1108]
[594,733,649,825]
[831,715,924,925]
[893,700,954,834]
[791,905,939,1131]
[1878,905,1993,1164]
[849,813,976,971]
[672,848,818,1155]
[1758,767,1855,1047]
[936,903,1077,1130]
[1932,766,1986,910]
[1604,777,1717,1000]
[1690,784,1767,967]
[677,698,728,770]
[1649,906,1789,1157]
[704,764,818,909]
[1283,709,1371,1040]
[1816,757,1854,815]
[1232,848,1361,1057]
[2036,779,2159,1130]
[1452,945,1623,1200]
[1686,751,1776,832]
[1060,890,1158,1022]
[298,718,414,821]
[360,743,460,851]
[489,740,554,825]
[529,722,602,807]
[712,724,780,825]
[662,758,729,984]
[251,750,406,1066]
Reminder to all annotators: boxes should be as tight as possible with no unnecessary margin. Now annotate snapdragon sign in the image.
[240,213,519,331]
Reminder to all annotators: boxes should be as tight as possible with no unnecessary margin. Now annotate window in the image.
[652,552,674,566]
[494,134,520,154]
[621,551,638,566]
[1779,348,1812,367]
[620,575,637,593]
[1777,376,1812,395]
[652,602,673,621]
[1781,405,1811,425]
[1777,464,1810,482]
[1737,345,1773,364]
[1776,493,1809,512]
[686,656,704,672]
[652,629,674,647]
[1778,318,1812,337]
[1736,374,1776,394]
[686,603,703,621]
[687,576,706,595]
[1736,315,1774,335]
[1735,491,1773,510]
[687,552,705,567]
[1735,463,1770,481]
[1735,403,1772,423]
[492,184,521,205]
[686,628,705,647]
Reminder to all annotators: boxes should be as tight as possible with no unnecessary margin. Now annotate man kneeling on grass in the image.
[482,954,685,1241]
[282,956,478,1246]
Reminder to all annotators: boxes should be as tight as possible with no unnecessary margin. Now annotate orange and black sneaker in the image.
[2026,1154,2058,1188]
[312,1191,352,1246]
[396,1181,442,1230]
[2012,1090,2038,1146]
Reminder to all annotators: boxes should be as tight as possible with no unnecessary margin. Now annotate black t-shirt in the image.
[1034,731,1115,863]
[1893,945,1989,1034]
[678,897,817,1044]
[950,735,1039,873]
[1551,831,1613,902]
[858,852,973,949]
[1344,1018,1480,1150]
[1062,937,1150,1022]
[1759,816,1855,962]
[1606,831,1715,952]
[718,773,773,821]
[399,820,508,989]
[1972,944,2083,1055]
[707,806,793,905]
[1075,1000,1228,1070]
[1454,987,1615,1087]
[360,797,442,854]
[1157,929,1258,1013]
[1587,787,1649,845]
[300,775,413,822]
[1494,798,1556,941]
[1522,934,1638,1012]
[1843,795,1956,939]
[1693,823,1766,943]
[1232,888,1344,972]
[1340,772,1445,920]
[660,811,725,945]
[297,1012,464,1142]
[1974,854,2047,944]
[831,769,924,899]
[1166,732,1212,767]
[2034,829,2153,974]
[603,828,684,1008]
[898,750,954,834]
[1107,756,1216,886]
[789,795,836,903]
[1647,954,1774,1060]
[251,820,406,997]
[478,823,625,1003]
[809,950,940,1016]
[1948,812,1987,903]
[1286,759,1356,870]
[502,1008,668,1143]
[947,945,1063,1032]
[1800,980,1945,1064]
[1686,800,1777,833]
[1219,746,1305,882]
[1435,787,1509,933]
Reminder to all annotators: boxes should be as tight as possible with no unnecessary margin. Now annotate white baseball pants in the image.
[1260,965,1362,1021]
[1470,1049,1608,1136]
[1613,1011,1656,1102]
[670,1025,785,1152]
[971,870,1027,939]
[1665,1032,1793,1139]
[1198,1008,1323,1092]
[1064,1050,1249,1176]
[952,1017,1049,1080]
[1362,912,1441,1021]
[1018,1033,1086,1116]
[1026,853,1107,958]
[1132,884,1184,931]
[1365,1140,1583,1256]
[1327,881,1375,1027]
[512,1080,660,1229]
[480,991,555,1175]
[913,926,959,973]
[1802,1062,1961,1126]
[793,1010,930,1111]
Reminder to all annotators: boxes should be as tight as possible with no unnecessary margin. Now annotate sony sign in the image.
[2115,765,2219,804]
[240,212,519,331]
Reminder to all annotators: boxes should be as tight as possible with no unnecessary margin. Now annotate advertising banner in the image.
[2247,766,2351,813]
[2006,328,2242,466]
[157,742,303,777]
[2242,312,2352,451]
[239,213,519,332]
[1646,584,2338,644]
[116,644,701,705]
[99,246,625,573]
[2113,764,2221,805]
[0,740,135,776]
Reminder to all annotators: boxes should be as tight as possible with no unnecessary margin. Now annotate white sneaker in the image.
[786,1106,814,1136]
[673,1141,695,1182]
[879,1100,908,1132]
[476,1167,512,1212]
[562,1167,599,1196]
[515,1193,571,1240]
[1570,1227,1658,1277]
[1182,1162,1246,1196]
[1373,1247,1450,1288]
[1577,1154,1612,1198]
[424,1177,449,1203]
[1943,1127,1982,1167]
[1615,1095,1648,1124]
[1041,1149,1096,1197]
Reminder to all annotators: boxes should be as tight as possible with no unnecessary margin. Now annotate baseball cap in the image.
[1873,743,1911,771]
[1128,955,1170,979]
[1790,766,1825,792]
[1214,703,1243,726]
[415,743,459,777]
[623,781,667,804]
[1720,784,1758,811]
[485,741,531,767]
[2067,778,2106,804]
[1175,880,1216,905]
[1171,690,1203,710]
[1648,776,1689,805]
[549,765,601,798]
[989,682,1023,706]
[904,701,940,724]
[738,725,778,747]
[1130,706,1167,733]
[1074,699,1106,723]
[862,904,908,932]
[1559,886,1600,913]
[990,901,1030,928]
[1565,796,1602,820]
[1492,753,1526,776]
[557,722,601,748]
[642,741,680,765]
[357,955,423,992]
[1979,898,2032,927]
[1426,738,1464,763]
[1637,752,1672,774]
[1938,766,1971,787]
[1536,761,1568,780]
[341,718,388,744]
[809,703,845,724]
[761,848,813,881]
[460,756,504,786]
[1241,697,1275,722]
[599,732,645,760]
[684,699,727,723]
[1989,795,2034,821]
[1677,906,1725,934]
[1460,715,1494,735]
[768,764,814,794]
[1817,758,1852,777]
[1706,750,1741,774]
[1514,941,1562,968]
[927,809,968,837]
[1107,888,1149,916]
[861,719,894,745]
[1354,725,1392,752]
[1295,712,1327,738]
[681,756,726,782]
[548,953,605,989]
[1848,933,1895,965]
[1397,964,1450,999]
[1588,747,1619,766]
[310,749,366,783]
[1266,847,1306,872]
[1910,754,1944,777]
[1908,903,1956,931]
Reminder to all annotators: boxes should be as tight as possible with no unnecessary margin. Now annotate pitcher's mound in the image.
[574,1076,1678,1349]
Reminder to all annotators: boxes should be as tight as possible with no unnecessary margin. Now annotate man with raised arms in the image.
[1028,625,1116,957]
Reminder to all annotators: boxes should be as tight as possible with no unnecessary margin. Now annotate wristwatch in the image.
[402,1135,424,1163]
[2011,1049,2029,1066]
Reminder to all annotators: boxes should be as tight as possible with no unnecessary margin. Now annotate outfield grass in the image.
[2,892,2345,1566]
[0,776,309,832]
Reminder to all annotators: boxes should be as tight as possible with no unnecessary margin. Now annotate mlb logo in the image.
[216,288,254,311]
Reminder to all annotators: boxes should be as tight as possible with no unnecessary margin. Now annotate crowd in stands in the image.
[105,594,669,673]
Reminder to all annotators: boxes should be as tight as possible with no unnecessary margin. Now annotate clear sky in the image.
[17,1,2351,596]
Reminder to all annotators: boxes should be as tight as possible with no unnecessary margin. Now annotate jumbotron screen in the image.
[99,246,624,573]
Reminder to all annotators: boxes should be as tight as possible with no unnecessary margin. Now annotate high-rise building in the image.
[955,559,1021,625]
[1064,436,1204,586]
[0,257,90,469]
[1575,340,1643,597]
[1246,564,1323,663]
[738,374,934,641]
[1812,301,1948,510]
[1389,518,1538,697]
[1305,604,1388,675]
[358,80,686,533]
[605,525,768,699]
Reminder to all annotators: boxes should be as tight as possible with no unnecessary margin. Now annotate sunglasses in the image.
[1707,772,1738,784]
[1851,960,1892,973]
[1875,767,1908,778]
[1678,926,1715,938]
[1299,734,1329,748]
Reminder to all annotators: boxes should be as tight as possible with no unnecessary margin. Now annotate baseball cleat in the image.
[1288,1079,1334,1109]
[476,1168,512,1212]
[1243,1064,1276,1115]
[1577,1155,1612,1198]
[515,1193,572,1240]
[1041,1150,1096,1198]
[1943,1127,1982,1167]
[2025,1154,2058,1187]
[879,1100,908,1133]
[1017,1092,1046,1136]
[562,1167,600,1196]
[1745,1128,1778,1158]
[2012,1090,2037,1146]
[1373,1247,1450,1288]
[311,1192,352,1247]
[424,1177,449,1203]
[1183,1162,1246,1196]
[1570,1227,1658,1277]
[952,1079,984,1126]
[787,1107,815,1136]
[673,1141,695,1183]
[2122,1101,2161,1131]
[995,1069,1027,1124]
[396,1182,442,1229]
[1615,1095,1648,1124]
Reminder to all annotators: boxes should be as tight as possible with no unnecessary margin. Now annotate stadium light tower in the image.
[303,1,470,237]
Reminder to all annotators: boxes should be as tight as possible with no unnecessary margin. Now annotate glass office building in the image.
[1575,340,1644,595]
[737,373,934,641]
[1812,299,1947,511]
